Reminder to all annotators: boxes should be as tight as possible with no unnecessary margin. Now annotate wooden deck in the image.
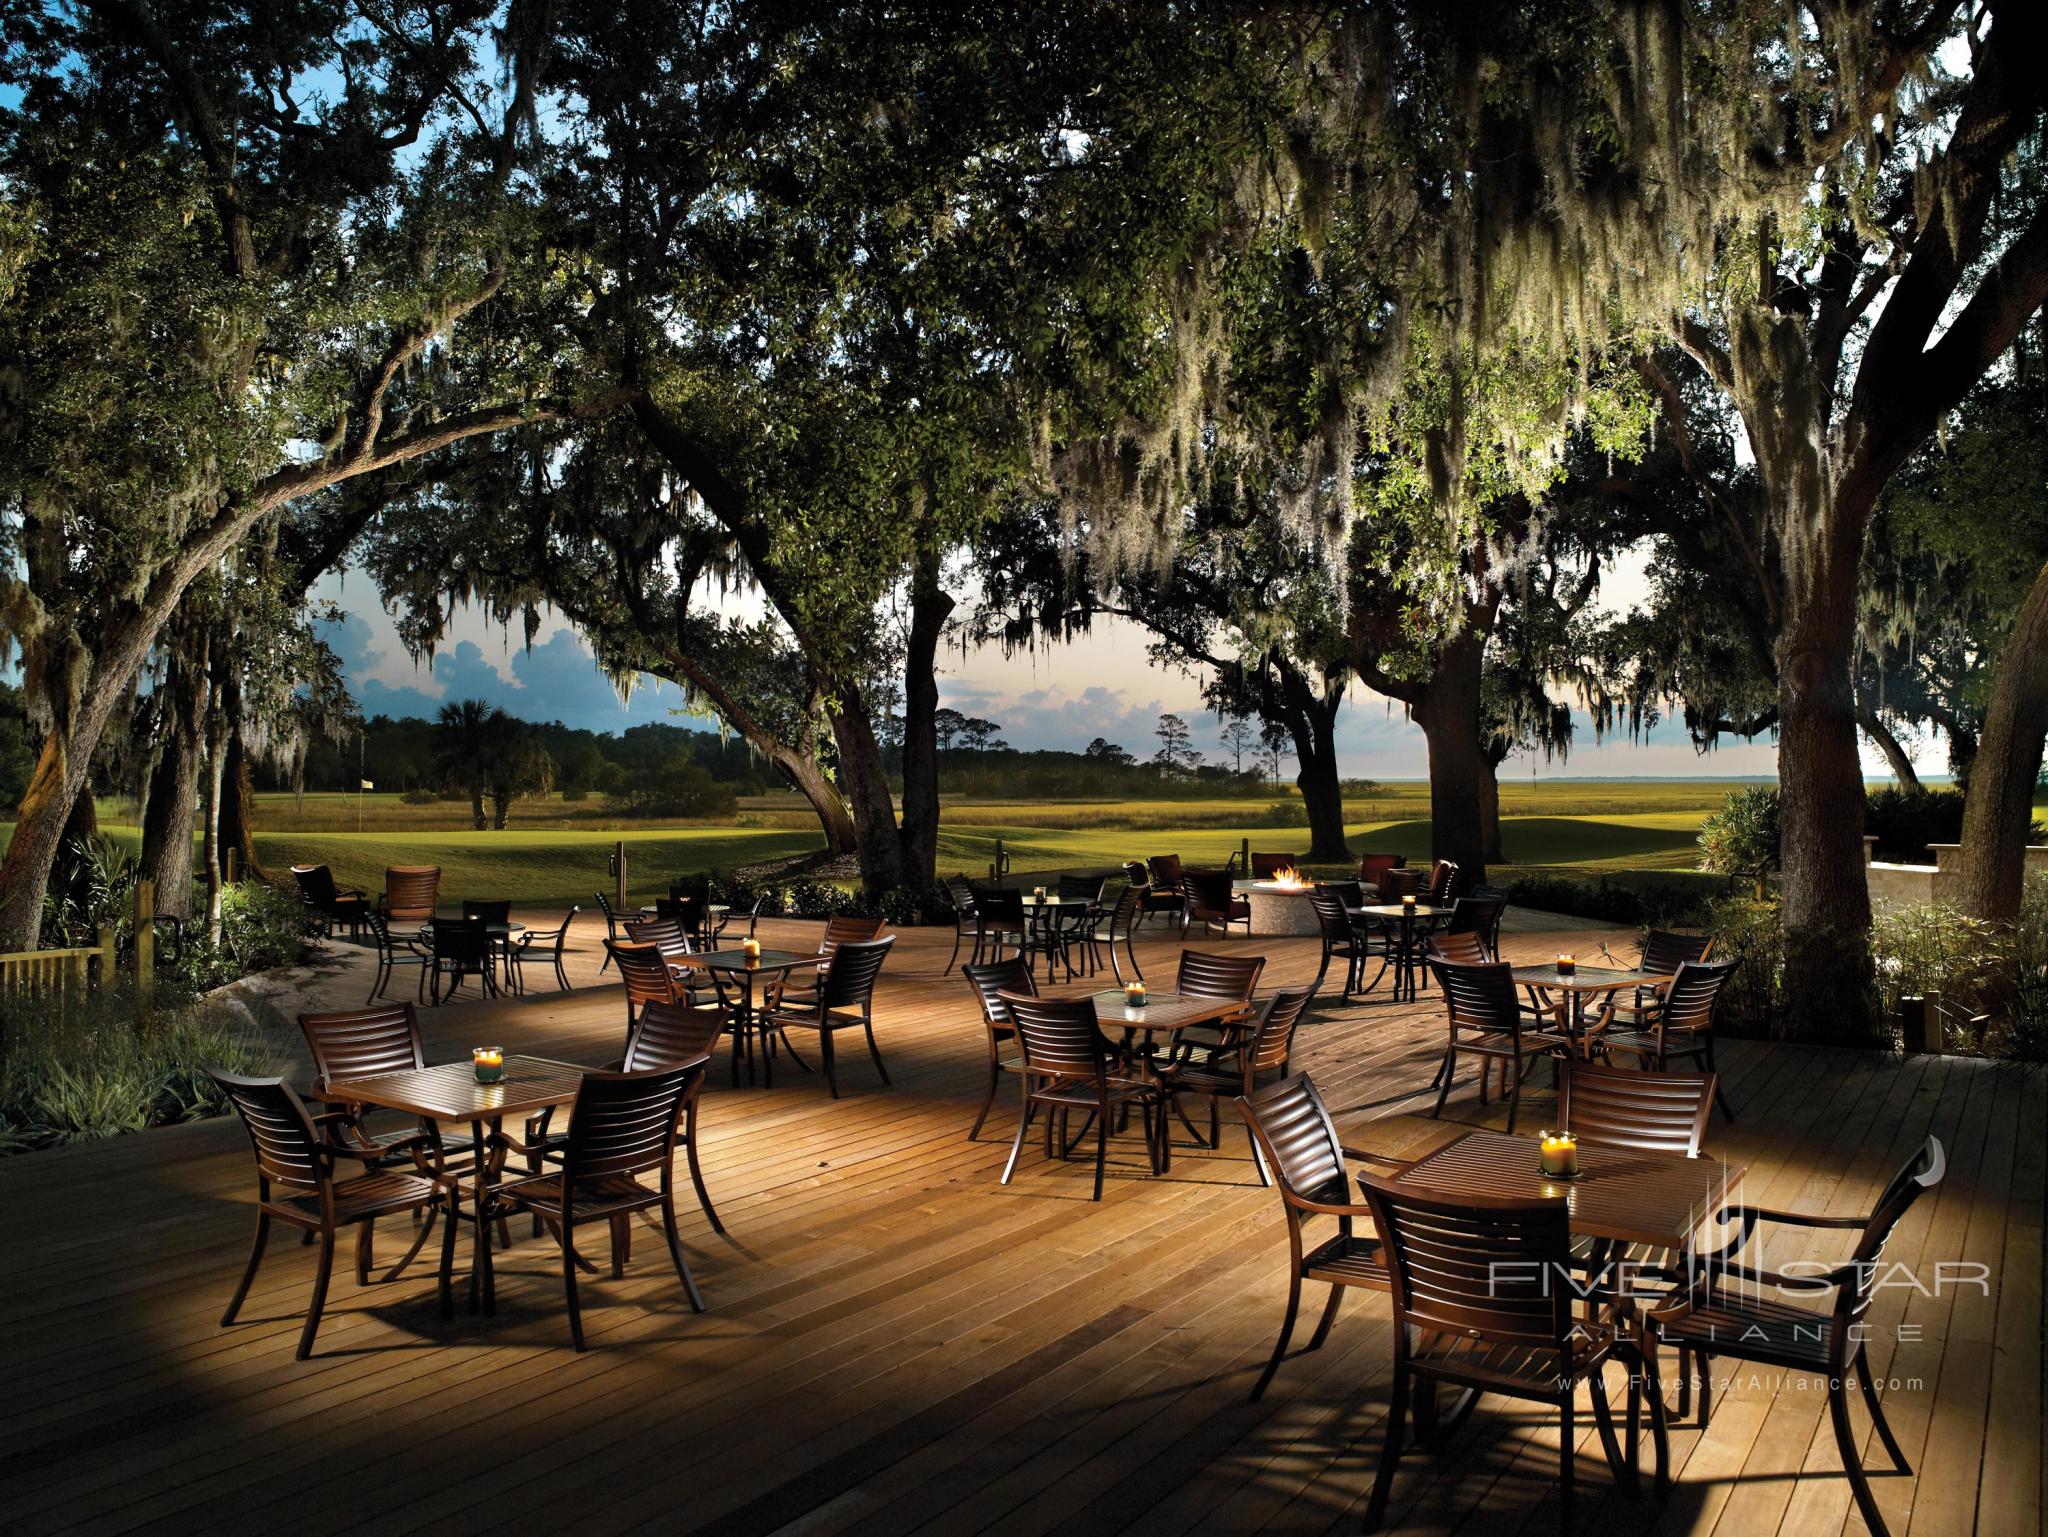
[1,914,2040,1536]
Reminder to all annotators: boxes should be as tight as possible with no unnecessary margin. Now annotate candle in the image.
[1033,886,1046,901]
[472,1046,504,1085]
[1555,953,1576,976]
[1125,981,1147,1008]
[1401,894,1416,909]
[741,937,761,960]
[1539,1131,1579,1179]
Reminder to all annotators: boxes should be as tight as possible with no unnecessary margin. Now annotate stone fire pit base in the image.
[1235,879,1322,937]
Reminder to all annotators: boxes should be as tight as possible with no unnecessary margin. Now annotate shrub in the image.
[1260,799,1309,827]
[1697,786,1780,897]
[400,786,439,805]
[608,755,739,819]
[172,881,318,991]
[1500,874,1702,928]
[0,987,274,1154]
[1694,892,1784,1039]
[1864,786,1966,863]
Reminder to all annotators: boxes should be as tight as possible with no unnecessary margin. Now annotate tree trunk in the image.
[0,682,129,951]
[1479,746,1507,866]
[139,721,201,921]
[1857,704,1922,792]
[202,676,227,941]
[779,752,858,856]
[217,723,266,883]
[895,547,953,891]
[1279,669,1349,862]
[1412,625,1491,888]
[828,690,908,897]
[469,787,486,831]
[1771,514,1877,1044]
[1953,558,2048,921]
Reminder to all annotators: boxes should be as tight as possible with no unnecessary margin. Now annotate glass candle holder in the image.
[1033,886,1047,900]
[1125,981,1147,1008]
[1401,894,1416,910]
[472,1046,505,1085]
[1555,953,1576,976]
[741,937,761,960]
[1538,1132,1579,1179]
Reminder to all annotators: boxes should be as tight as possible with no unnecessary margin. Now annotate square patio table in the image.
[1348,903,1451,1002]
[674,948,827,1086]
[1511,963,1671,1051]
[328,1054,590,1317]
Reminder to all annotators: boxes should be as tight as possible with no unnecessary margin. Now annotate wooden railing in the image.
[0,880,156,1005]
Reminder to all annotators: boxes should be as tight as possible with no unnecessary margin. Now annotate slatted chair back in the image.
[1147,854,1184,887]
[946,874,978,916]
[979,886,1025,925]
[1356,852,1402,887]
[1176,948,1265,1003]
[1322,879,1366,908]
[819,914,887,956]
[1447,892,1505,943]
[1377,865,1422,901]
[1660,958,1737,1035]
[593,889,620,942]
[1838,1137,1946,1333]
[623,1000,723,1070]
[819,936,893,1010]
[292,864,339,907]
[964,957,1035,1024]
[429,917,490,965]
[1427,929,1492,967]
[462,898,512,926]
[1236,1073,1348,1205]
[1123,860,1152,891]
[361,910,409,961]
[1105,883,1142,932]
[1641,928,1715,975]
[559,1065,696,1182]
[1182,869,1235,918]
[1361,1176,1574,1350]
[624,916,692,963]
[298,1004,425,1090]
[209,1070,327,1192]
[1425,859,1460,903]
[1429,958,1522,1035]
[383,865,441,922]
[1244,986,1317,1075]
[655,895,706,937]
[1058,872,1106,903]
[1558,1061,1715,1157]
[609,942,679,1013]
[1000,992,1109,1081]
[1308,885,1355,944]
[1249,852,1298,879]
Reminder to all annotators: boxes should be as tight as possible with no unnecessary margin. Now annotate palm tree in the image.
[433,699,509,830]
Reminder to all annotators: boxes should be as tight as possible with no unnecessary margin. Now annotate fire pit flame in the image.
[1269,866,1306,890]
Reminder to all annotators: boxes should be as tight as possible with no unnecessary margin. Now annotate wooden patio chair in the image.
[944,873,979,973]
[1423,859,1460,904]
[1445,892,1506,956]
[962,957,1037,1141]
[1082,884,1145,985]
[1248,851,1298,879]
[1181,869,1251,938]
[1643,1137,1946,1537]
[622,917,724,1010]
[297,1001,483,1277]
[768,913,886,1009]
[1376,865,1422,902]
[1558,1060,1715,1159]
[1174,948,1265,1024]
[592,889,623,973]
[360,910,431,1004]
[507,906,579,993]
[762,935,895,1097]
[1426,958,1574,1134]
[1604,928,1717,1030]
[380,865,441,925]
[207,1069,457,1360]
[1160,984,1317,1175]
[1234,1073,1410,1399]
[1142,855,1187,928]
[998,990,1165,1201]
[608,939,680,1028]
[290,864,368,938]
[1357,1175,1664,1533]
[489,1064,709,1352]
[425,916,496,1005]
[1309,884,1374,997]
[1356,852,1403,887]
[973,886,1028,967]
[1425,929,1492,967]
[1590,958,1740,1119]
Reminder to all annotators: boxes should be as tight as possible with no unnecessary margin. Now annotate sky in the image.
[311,558,1950,780]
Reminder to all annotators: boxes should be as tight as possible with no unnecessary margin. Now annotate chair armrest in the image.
[1284,1191,1377,1219]
[1721,1204,1871,1230]
[487,1128,544,1159]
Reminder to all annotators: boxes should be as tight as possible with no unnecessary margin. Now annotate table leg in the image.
[466,1116,497,1316]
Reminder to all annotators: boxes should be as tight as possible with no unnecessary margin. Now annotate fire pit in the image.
[1237,868,1321,936]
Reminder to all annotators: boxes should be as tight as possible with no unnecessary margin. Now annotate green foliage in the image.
[0,987,272,1155]
[1695,893,1784,1040]
[1261,800,1310,828]
[1864,787,1966,863]
[1870,875,2048,1060]
[607,757,740,821]
[1499,873,1702,929]
[1696,786,1780,892]
[171,881,316,992]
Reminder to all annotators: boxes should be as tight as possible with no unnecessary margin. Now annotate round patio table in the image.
[1347,903,1450,1002]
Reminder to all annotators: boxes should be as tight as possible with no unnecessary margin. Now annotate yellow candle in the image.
[1555,953,1576,976]
[1539,1132,1579,1179]
[473,1046,504,1084]
[741,937,761,959]
[1125,981,1147,1007]
[1401,894,1416,908]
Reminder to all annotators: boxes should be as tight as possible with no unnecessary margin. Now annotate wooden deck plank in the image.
[0,918,2036,1537]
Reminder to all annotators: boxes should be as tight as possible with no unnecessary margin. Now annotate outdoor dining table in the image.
[1347,903,1451,1002]
[672,947,826,1086]
[1510,963,1672,1054]
[325,1054,589,1318]
[1087,989,1250,1068]
[1340,1125,1747,1299]
[1020,894,1093,977]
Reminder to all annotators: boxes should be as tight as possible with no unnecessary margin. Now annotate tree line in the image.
[4,3,2047,1044]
